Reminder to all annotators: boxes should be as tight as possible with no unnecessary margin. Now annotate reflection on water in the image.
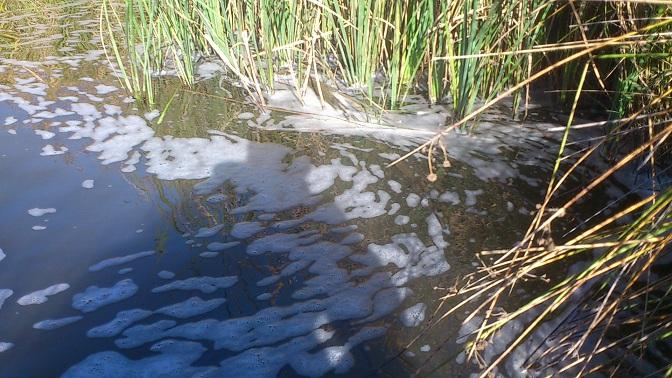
[0,2,605,377]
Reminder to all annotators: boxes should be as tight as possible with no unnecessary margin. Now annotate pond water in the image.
[0,2,617,377]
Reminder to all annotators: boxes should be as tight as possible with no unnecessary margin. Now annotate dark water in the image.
[0,2,610,377]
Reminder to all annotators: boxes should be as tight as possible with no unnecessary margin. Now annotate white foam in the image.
[388,180,402,193]
[400,303,426,327]
[155,297,226,319]
[35,129,55,139]
[17,283,70,305]
[95,84,117,94]
[199,251,219,258]
[439,191,460,205]
[420,344,431,352]
[0,248,5,263]
[231,222,265,239]
[7,129,16,135]
[387,203,401,215]
[158,271,175,279]
[88,250,155,272]
[0,289,12,310]
[256,293,272,301]
[151,276,238,294]
[63,340,209,377]
[72,279,139,313]
[394,215,410,225]
[194,224,225,238]
[0,342,13,353]
[465,189,484,207]
[144,110,160,121]
[40,144,68,156]
[207,241,240,251]
[81,179,95,189]
[27,207,56,217]
[4,116,17,125]
[406,193,420,208]
[87,309,153,338]
[33,316,83,330]
[32,225,47,231]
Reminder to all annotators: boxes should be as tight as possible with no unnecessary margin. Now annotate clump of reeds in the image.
[390,4,672,376]
[101,0,556,117]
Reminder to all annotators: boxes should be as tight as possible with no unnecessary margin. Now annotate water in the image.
[0,2,615,377]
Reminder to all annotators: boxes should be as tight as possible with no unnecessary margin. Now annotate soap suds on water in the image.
[406,193,420,208]
[155,297,226,319]
[158,271,175,280]
[207,241,240,251]
[89,250,155,272]
[33,316,83,330]
[151,276,238,294]
[0,289,13,310]
[28,207,56,217]
[72,279,139,313]
[400,303,426,327]
[35,129,55,139]
[40,144,68,156]
[87,309,153,338]
[194,224,225,238]
[0,342,14,353]
[81,179,95,189]
[17,283,70,305]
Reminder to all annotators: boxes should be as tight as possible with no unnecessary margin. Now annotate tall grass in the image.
[101,0,561,116]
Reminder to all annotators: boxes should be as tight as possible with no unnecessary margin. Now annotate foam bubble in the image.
[32,225,47,231]
[395,215,410,226]
[88,251,155,272]
[231,222,265,239]
[40,144,68,156]
[464,189,484,207]
[27,207,56,217]
[95,84,117,95]
[72,279,139,313]
[87,309,153,338]
[35,129,55,139]
[33,316,83,330]
[157,271,175,280]
[155,297,226,319]
[439,191,460,205]
[406,193,420,208]
[0,342,14,353]
[207,241,240,251]
[63,340,209,377]
[17,283,70,306]
[0,289,13,310]
[81,179,95,189]
[0,248,5,263]
[194,224,225,238]
[151,276,238,294]
[400,303,426,327]
[387,180,402,193]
